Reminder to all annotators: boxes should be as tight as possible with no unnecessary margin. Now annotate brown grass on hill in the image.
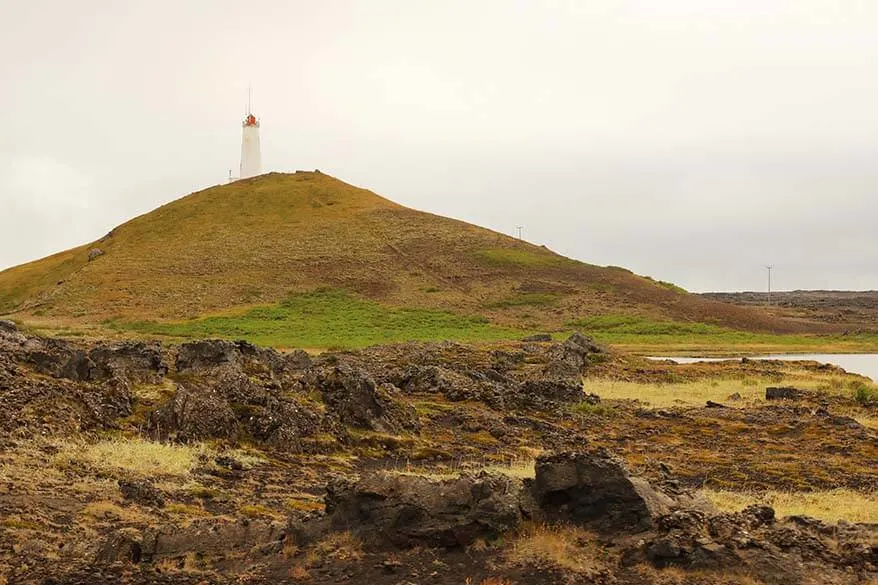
[0,172,815,336]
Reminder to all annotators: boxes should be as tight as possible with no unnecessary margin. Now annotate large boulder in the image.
[96,518,285,564]
[175,339,244,372]
[542,332,604,378]
[24,338,94,381]
[149,385,238,442]
[533,450,708,532]
[515,378,584,408]
[324,471,531,548]
[88,341,166,383]
[395,364,507,408]
[175,339,311,378]
[633,505,878,581]
[317,366,420,433]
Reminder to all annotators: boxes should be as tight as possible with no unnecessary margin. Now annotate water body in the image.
[648,354,878,382]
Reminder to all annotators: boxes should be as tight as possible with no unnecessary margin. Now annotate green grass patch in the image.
[569,314,727,336]
[485,293,559,309]
[474,247,564,268]
[108,289,524,349]
[567,313,878,354]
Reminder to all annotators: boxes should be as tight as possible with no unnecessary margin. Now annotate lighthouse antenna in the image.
[247,85,252,116]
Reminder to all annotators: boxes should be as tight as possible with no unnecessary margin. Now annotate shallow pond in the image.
[648,354,878,382]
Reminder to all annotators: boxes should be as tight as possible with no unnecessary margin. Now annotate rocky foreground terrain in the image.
[0,320,875,584]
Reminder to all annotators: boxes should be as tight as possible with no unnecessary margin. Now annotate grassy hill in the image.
[0,172,834,348]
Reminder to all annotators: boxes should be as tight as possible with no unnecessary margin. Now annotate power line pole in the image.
[766,266,773,306]
[516,225,523,240]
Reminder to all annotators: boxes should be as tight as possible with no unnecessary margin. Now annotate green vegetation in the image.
[474,247,565,267]
[570,314,727,336]
[568,313,878,354]
[110,289,524,349]
[852,382,875,405]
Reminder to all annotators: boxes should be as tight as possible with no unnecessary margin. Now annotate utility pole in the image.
[766,266,773,307]
[516,226,523,240]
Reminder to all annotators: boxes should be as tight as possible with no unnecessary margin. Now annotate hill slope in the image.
[0,172,817,340]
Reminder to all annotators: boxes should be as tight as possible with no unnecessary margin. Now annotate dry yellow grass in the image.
[505,523,601,574]
[704,488,878,523]
[585,370,877,408]
[389,458,537,481]
[293,531,364,574]
[584,378,765,408]
[481,458,536,479]
[53,437,205,477]
[79,501,151,524]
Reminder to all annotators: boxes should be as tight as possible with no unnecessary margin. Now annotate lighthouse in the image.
[240,106,261,179]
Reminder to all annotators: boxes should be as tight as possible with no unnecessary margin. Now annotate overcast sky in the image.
[2,1,877,292]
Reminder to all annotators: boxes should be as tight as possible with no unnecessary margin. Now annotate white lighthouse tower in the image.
[239,99,261,179]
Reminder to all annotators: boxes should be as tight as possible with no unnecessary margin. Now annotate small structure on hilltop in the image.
[239,91,261,179]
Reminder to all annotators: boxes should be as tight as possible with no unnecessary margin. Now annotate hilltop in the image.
[0,172,830,347]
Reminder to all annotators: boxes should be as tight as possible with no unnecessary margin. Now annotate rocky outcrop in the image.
[323,471,532,548]
[149,385,238,442]
[534,450,714,532]
[88,342,166,383]
[386,332,605,410]
[175,339,310,378]
[316,366,420,433]
[766,386,804,400]
[316,449,716,550]
[13,334,166,385]
[96,519,286,564]
[119,479,165,508]
[632,505,878,582]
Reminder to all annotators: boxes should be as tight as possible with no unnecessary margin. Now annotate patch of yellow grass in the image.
[505,523,601,574]
[292,531,364,575]
[584,378,765,408]
[389,458,537,481]
[704,488,878,523]
[239,503,283,520]
[481,458,536,479]
[80,501,151,523]
[853,415,878,430]
[54,437,205,477]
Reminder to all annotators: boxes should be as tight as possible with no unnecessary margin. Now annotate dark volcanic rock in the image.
[176,340,243,372]
[634,504,878,581]
[0,319,18,333]
[119,478,165,508]
[88,341,166,383]
[516,378,584,407]
[396,364,506,408]
[765,386,804,400]
[324,472,531,548]
[175,338,311,378]
[24,338,94,381]
[97,519,285,564]
[533,450,711,532]
[317,366,420,433]
[149,385,238,442]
